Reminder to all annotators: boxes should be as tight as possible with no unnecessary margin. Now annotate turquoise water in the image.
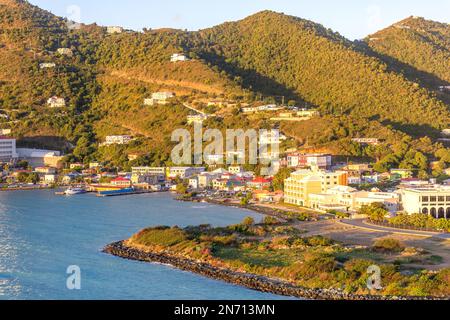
[0,190,290,300]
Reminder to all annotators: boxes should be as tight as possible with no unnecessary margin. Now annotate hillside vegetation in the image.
[0,1,448,170]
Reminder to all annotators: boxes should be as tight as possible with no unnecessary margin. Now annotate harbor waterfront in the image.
[0,190,291,300]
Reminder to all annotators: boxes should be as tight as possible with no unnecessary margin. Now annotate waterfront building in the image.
[35,167,56,174]
[284,168,348,207]
[111,177,132,187]
[400,185,450,218]
[212,178,246,192]
[47,96,66,108]
[0,136,18,162]
[131,173,164,185]
[253,190,283,203]
[104,135,132,145]
[43,174,57,184]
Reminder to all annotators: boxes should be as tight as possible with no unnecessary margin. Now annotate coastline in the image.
[103,241,443,301]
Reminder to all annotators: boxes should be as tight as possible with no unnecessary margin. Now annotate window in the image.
[438,196,445,202]
[430,196,437,202]
[422,196,429,202]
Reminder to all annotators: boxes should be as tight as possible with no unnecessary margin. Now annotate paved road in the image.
[340,219,450,240]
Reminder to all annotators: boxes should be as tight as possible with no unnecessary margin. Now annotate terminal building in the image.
[400,186,450,219]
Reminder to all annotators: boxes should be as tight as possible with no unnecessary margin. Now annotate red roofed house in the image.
[247,177,272,190]
[111,176,131,187]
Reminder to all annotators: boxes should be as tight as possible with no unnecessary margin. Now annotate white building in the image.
[104,135,132,145]
[107,26,123,34]
[308,185,400,213]
[144,92,175,106]
[47,96,66,108]
[16,148,62,168]
[0,137,18,161]
[188,177,199,189]
[187,114,208,125]
[39,63,56,69]
[171,53,188,62]
[400,186,450,219]
[44,174,57,184]
[132,167,166,176]
[168,167,205,179]
[57,48,73,56]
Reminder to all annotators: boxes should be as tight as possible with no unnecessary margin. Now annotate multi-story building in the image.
[0,137,18,162]
[287,153,332,170]
[16,148,63,168]
[168,167,205,179]
[308,186,399,213]
[132,167,167,176]
[284,169,348,207]
[400,186,450,219]
[131,173,165,185]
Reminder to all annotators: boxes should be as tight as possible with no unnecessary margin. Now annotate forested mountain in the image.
[365,16,450,85]
[0,0,449,173]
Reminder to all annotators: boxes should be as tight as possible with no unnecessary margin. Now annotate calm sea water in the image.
[0,190,291,300]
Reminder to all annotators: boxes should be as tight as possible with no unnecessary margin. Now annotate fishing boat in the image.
[64,187,87,195]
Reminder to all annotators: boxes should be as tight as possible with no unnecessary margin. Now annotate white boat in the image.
[64,187,87,195]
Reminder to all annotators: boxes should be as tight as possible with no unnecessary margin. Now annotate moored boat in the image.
[64,187,88,195]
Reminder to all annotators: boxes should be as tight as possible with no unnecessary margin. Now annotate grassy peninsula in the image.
[106,216,450,299]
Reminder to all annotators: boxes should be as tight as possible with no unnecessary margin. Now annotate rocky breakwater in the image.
[103,241,442,300]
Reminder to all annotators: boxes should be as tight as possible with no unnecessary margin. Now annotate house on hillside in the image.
[144,92,175,106]
[39,62,56,69]
[170,53,189,62]
[107,26,123,34]
[57,48,73,56]
[103,135,132,146]
[47,96,66,108]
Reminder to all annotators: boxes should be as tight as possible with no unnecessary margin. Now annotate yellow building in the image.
[284,169,348,207]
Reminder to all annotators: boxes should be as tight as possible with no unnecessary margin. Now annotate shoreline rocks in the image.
[103,241,444,300]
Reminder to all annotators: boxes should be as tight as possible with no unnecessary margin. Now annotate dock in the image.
[96,190,152,197]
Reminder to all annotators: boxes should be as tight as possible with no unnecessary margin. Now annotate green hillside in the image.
[0,1,448,173]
